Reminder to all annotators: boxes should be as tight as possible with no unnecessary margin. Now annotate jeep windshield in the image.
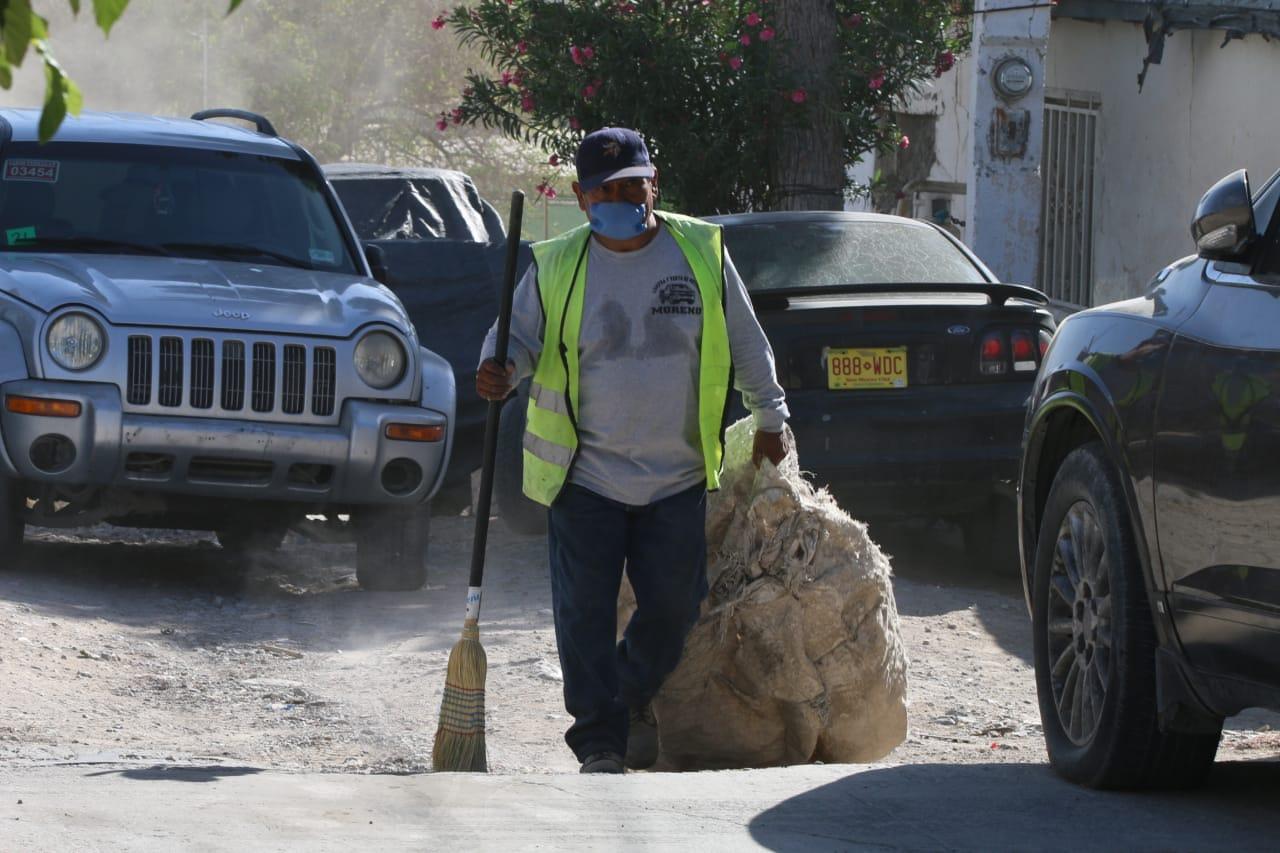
[0,142,359,274]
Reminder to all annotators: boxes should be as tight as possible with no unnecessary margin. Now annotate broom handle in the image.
[466,190,525,620]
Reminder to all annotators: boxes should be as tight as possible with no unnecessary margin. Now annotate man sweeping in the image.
[477,127,788,774]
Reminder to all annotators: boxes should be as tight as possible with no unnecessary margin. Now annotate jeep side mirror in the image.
[1191,169,1257,262]
[363,243,389,284]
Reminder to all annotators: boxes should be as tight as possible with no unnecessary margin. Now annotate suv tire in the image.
[0,473,25,563]
[495,395,547,536]
[1033,442,1221,789]
[355,503,429,591]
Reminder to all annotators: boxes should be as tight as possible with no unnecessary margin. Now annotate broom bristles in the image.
[432,621,488,772]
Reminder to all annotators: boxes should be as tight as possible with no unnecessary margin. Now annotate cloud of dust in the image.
[0,0,249,120]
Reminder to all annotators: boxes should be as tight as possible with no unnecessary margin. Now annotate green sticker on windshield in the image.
[6,226,36,245]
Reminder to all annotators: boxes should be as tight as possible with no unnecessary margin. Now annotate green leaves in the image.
[90,0,130,35]
[226,0,243,14]
[36,39,81,142]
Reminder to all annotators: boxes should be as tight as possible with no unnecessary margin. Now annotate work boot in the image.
[579,751,625,774]
[625,702,659,770]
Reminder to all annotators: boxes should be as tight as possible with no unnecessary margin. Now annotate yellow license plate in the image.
[827,347,908,390]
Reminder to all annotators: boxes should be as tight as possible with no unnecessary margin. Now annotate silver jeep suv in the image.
[0,108,455,591]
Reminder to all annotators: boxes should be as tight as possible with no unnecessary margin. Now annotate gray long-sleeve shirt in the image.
[481,223,788,506]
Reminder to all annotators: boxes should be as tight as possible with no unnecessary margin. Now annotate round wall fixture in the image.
[992,56,1035,100]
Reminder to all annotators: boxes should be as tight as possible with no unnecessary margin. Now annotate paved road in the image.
[3,758,1278,850]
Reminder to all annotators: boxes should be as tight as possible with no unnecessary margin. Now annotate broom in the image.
[432,189,525,773]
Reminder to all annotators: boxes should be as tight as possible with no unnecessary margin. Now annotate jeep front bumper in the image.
[0,380,450,505]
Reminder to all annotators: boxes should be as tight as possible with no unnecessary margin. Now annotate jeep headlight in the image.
[353,330,406,389]
[47,312,105,371]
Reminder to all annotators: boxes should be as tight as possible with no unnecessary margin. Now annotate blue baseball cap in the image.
[575,127,655,191]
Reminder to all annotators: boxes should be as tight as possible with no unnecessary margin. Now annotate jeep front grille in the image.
[190,339,215,409]
[251,342,275,413]
[124,334,338,420]
[127,336,152,405]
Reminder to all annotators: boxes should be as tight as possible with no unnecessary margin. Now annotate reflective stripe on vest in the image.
[522,211,732,506]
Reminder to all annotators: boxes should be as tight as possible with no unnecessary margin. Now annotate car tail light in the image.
[979,331,1007,376]
[1039,329,1053,358]
[1011,330,1037,372]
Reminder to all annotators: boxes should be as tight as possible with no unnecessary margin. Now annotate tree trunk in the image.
[769,0,844,211]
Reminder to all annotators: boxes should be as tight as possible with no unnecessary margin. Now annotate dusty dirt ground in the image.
[2,511,1277,775]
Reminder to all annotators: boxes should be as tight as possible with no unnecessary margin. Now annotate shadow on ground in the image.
[749,759,1280,851]
[85,765,264,783]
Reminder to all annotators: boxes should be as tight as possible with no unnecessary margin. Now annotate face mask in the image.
[588,201,649,240]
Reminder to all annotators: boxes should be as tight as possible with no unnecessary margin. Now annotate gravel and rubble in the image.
[1,514,1276,775]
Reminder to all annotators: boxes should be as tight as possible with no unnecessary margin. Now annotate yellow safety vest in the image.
[522,210,733,506]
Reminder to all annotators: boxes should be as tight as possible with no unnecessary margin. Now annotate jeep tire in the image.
[355,503,429,591]
[495,395,548,536]
[0,472,25,563]
[1032,443,1221,789]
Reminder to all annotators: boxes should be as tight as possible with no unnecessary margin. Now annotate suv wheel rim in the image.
[1046,500,1113,746]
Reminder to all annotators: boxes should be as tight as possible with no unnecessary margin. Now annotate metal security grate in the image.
[158,337,184,407]
[1038,93,1100,307]
[282,344,306,415]
[251,342,276,413]
[312,347,336,416]
[190,339,215,409]
[127,336,152,405]
[221,340,246,411]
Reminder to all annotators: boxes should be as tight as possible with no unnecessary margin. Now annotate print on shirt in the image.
[652,275,702,316]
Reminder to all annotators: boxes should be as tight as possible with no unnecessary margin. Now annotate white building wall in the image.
[1045,18,1280,304]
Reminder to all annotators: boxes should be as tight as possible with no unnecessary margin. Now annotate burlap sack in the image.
[619,418,908,769]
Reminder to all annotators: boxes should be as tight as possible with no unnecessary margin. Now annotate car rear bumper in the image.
[785,381,1031,517]
[0,380,449,505]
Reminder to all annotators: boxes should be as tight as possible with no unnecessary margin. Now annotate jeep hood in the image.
[0,252,413,339]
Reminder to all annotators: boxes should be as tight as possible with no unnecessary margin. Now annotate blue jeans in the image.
[547,481,709,761]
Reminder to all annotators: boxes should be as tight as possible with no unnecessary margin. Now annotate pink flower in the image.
[583,46,595,60]
[745,12,761,26]
[868,73,885,90]
[431,15,446,30]
[569,117,582,130]
[740,34,751,46]
[934,50,956,77]
[450,108,463,125]
[436,117,448,131]
[899,134,910,150]
[500,71,514,86]
[616,1,636,12]
[517,40,528,54]
[570,46,585,65]
[845,13,863,28]
[759,27,774,41]
[582,83,597,100]
[729,56,743,70]
[521,92,535,112]
[549,154,560,166]
[790,88,807,104]
[544,186,557,200]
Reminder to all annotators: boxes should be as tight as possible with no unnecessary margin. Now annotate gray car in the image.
[0,108,455,591]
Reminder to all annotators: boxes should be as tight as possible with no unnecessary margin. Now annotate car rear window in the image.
[721,219,987,291]
[0,141,359,273]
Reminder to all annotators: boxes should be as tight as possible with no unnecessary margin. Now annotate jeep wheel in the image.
[1033,443,1221,789]
[495,395,547,536]
[355,503,429,591]
[0,473,25,564]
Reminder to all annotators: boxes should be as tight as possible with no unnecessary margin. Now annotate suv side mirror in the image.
[364,243,389,284]
[1191,169,1257,261]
